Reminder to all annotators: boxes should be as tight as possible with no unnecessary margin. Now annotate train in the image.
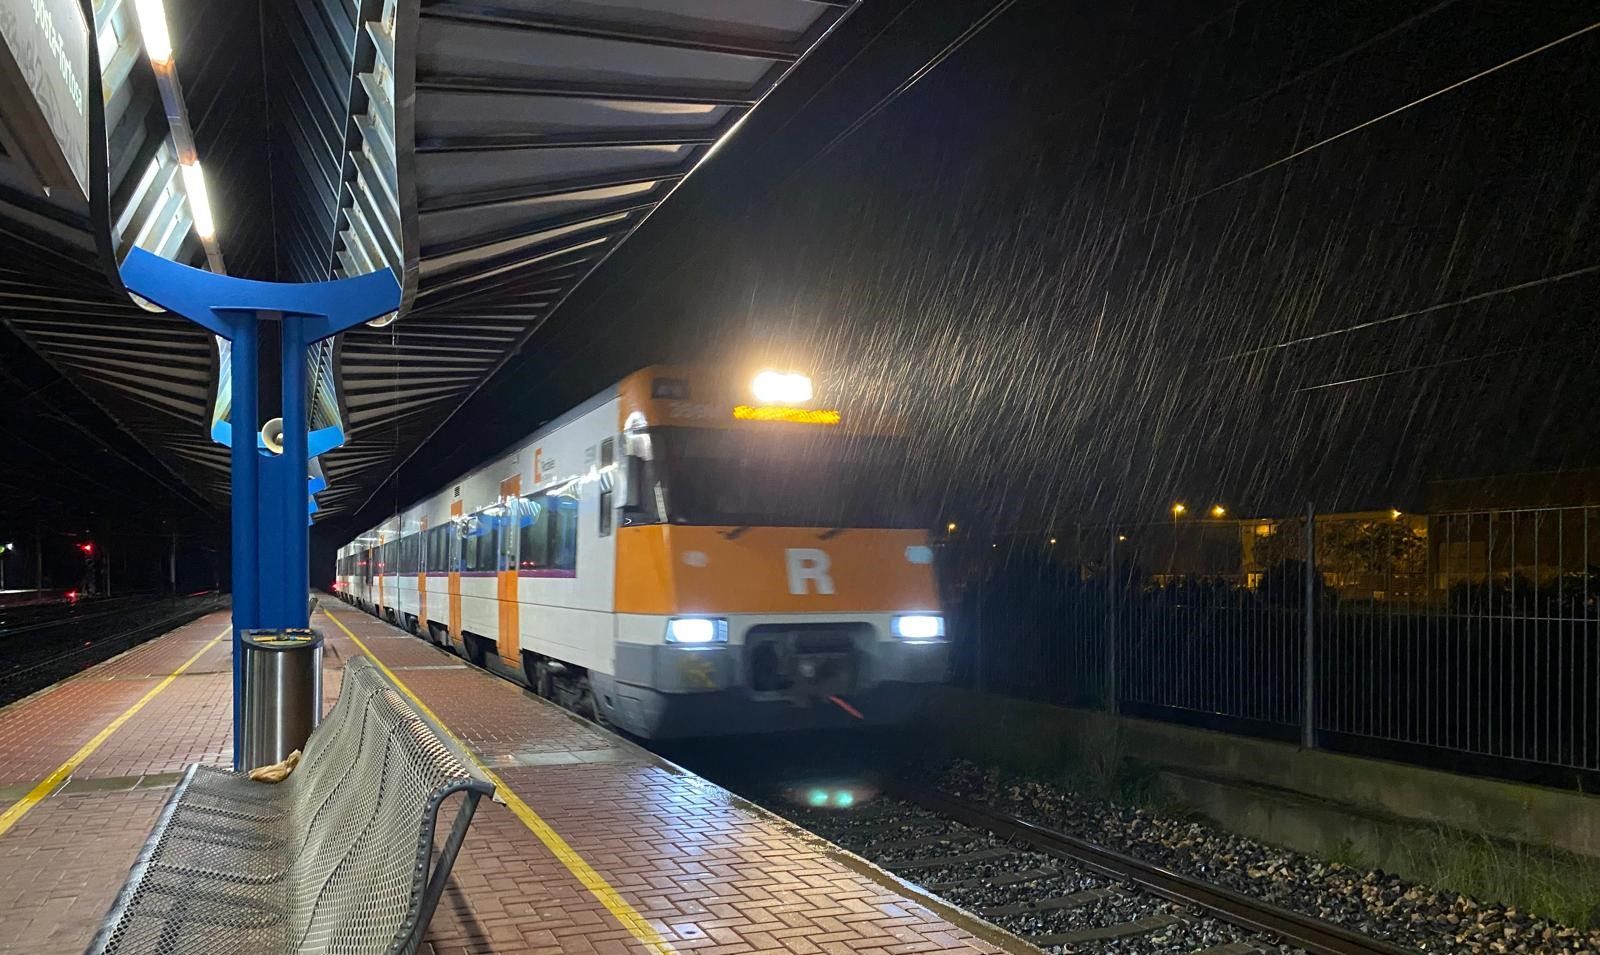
[333,365,950,738]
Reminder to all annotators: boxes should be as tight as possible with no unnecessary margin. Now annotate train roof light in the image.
[133,0,174,66]
[179,162,215,240]
[752,370,812,405]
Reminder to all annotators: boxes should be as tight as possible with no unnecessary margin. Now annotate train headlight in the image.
[752,370,812,405]
[891,614,944,641]
[666,617,728,644]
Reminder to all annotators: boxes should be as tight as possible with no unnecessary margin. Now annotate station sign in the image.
[0,0,90,200]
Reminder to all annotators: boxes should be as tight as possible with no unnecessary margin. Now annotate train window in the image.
[598,438,614,537]
[491,514,506,573]
[551,491,578,570]
[461,516,493,573]
[518,484,579,575]
[518,497,548,569]
[424,525,443,573]
[499,506,517,573]
[650,377,690,399]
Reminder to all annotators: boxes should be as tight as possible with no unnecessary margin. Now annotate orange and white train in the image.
[334,365,949,737]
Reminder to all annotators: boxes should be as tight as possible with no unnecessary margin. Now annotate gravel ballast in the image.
[932,760,1600,954]
[778,797,1297,954]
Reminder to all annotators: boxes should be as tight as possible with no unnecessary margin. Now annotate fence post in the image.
[1302,501,1316,749]
[1105,532,1118,713]
[973,582,984,693]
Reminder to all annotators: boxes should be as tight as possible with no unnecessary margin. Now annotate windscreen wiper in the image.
[723,525,752,540]
[817,526,848,540]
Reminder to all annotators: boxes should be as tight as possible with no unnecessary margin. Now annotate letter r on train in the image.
[785,548,834,595]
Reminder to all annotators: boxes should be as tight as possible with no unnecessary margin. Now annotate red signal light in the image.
[79,542,95,555]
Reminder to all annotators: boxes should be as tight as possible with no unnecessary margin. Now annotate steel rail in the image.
[898,785,1418,955]
[0,598,226,699]
[0,599,158,640]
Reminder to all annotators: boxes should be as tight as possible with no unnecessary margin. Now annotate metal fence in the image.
[946,504,1600,787]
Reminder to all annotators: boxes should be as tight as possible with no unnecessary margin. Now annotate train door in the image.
[496,475,521,666]
[448,499,463,643]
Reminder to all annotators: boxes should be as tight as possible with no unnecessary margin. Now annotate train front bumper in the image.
[599,629,950,738]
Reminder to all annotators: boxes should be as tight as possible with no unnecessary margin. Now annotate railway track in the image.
[777,785,1414,955]
[0,594,225,706]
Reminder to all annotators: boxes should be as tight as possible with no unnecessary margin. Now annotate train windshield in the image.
[649,426,929,529]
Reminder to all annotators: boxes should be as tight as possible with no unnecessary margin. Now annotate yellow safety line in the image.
[321,609,676,955]
[0,625,229,838]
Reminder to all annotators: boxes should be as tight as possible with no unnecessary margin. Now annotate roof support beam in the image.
[421,3,803,62]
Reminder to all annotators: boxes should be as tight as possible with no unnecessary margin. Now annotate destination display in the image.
[0,0,89,199]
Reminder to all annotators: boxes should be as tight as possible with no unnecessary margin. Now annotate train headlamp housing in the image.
[665,617,728,644]
[891,614,945,642]
[751,370,813,405]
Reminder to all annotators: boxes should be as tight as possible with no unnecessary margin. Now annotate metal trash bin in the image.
[239,628,323,771]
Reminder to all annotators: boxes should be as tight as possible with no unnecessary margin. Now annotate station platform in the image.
[0,602,1019,955]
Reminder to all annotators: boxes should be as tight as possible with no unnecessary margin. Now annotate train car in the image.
[335,365,949,738]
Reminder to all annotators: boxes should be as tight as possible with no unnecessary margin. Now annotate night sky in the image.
[329,0,1600,555]
[0,323,222,591]
[1,0,1596,580]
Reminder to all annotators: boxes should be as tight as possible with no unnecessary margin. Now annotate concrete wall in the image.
[917,686,1600,868]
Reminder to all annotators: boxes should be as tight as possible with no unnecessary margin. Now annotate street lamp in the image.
[1171,502,1186,518]
[1210,504,1227,519]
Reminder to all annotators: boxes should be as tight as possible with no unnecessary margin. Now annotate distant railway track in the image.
[0,597,154,638]
[899,786,1413,954]
[779,786,1412,955]
[0,595,225,706]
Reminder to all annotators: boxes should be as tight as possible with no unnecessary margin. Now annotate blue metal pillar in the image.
[228,318,259,756]
[277,314,310,628]
[116,249,400,769]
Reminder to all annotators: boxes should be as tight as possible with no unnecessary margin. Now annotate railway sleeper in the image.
[889,847,1013,871]
[977,886,1120,918]
[925,866,1061,891]
[869,830,985,853]
[1028,913,1187,947]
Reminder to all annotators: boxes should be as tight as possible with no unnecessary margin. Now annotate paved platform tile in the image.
[0,678,153,787]
[0,788,168,955]
[75,671,232,778]
[0,606,1013,955]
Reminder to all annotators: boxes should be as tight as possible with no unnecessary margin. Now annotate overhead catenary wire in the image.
[1206,263,1600,364]
[0,356,215,514]
[1138,19,1600,225]
[780,0,1026,187]
[1293,340,1570,394]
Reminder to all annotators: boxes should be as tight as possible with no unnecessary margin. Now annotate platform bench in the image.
[87,656,494,955]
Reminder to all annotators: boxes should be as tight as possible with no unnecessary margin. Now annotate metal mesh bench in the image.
[87,657,494,955]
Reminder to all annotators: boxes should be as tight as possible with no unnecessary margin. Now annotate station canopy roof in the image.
[0,0,861,519]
